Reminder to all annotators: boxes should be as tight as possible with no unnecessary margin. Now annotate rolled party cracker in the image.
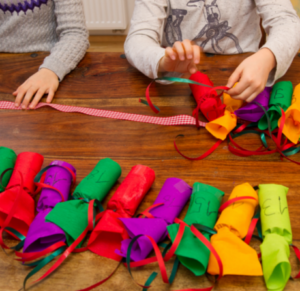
[167,182,224,276]
[205,110,237,140]
[87,165,155,261]
[23,161,76,253]
[207,183,263,276]
[223,83,244,112]
[0,152,44,237]
[278,84,300,144]
[46,158,121,247]
[0,146,17,192]
[189,71,226,121]
[235,87,272,122]
[258,184,292,291]
[258,81,293,131]
[116,177,192,261]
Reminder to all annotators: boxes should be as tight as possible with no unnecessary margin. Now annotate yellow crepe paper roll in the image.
[205,110,237,140]
[223,83,244,112]
[207,183,263,276]
[278,84,300,144]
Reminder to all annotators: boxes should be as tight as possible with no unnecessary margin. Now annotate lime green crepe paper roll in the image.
[46,200,88,247]
[260,233,291,291]
[258,81,293,131]
[73,158,122,201]
[258,184,292,243]
[167,183,224,276]
[0,147,17,192]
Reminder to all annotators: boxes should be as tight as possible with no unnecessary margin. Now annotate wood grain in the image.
[1,52,300,291]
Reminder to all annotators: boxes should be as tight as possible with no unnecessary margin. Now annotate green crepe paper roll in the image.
[258,81,293,131]
[167,182,224,276]
[0,147,17,192]
[46,158,121,247]
[73,158,122,200]
[258,184,292,291]
[260,233,291,291]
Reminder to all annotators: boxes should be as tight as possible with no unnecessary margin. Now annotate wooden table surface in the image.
[1,52,300,291]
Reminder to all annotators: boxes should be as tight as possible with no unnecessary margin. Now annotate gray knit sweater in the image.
[0,0,90,81]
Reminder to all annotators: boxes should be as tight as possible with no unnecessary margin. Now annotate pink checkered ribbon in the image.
[0,101,206,127]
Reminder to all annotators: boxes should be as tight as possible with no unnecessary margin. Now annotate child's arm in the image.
[14,0,89,109]
[227,0,300,102]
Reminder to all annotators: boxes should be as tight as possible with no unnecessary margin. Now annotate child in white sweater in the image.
[125,0,300,102]
[0,0,89,109]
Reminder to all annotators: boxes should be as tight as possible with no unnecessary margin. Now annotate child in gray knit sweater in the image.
[125,0,300,102]
[0,0,89,109]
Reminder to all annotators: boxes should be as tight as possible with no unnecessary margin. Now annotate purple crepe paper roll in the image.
[23,209,66,253]
[37,160,76,211]
[235,87,272,122]
[23,160,76,253]
[116,177,192,261]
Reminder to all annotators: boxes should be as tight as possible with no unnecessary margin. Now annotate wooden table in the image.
[1,52,300,291]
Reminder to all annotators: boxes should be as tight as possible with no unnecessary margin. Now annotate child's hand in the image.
[13,68,59,109]
[158,40,201,75]
[226,48,276,102]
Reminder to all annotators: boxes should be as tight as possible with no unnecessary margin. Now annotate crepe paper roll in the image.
[167,182,224,276]
[278,84,300,144]
[0,152,44,237]
[0,146,17,192]
[258,81,293,131]
[73,158,121,201]
[87,165,156,261]
[37,160,76,211]
[205,110,237,140]
[46,200,88,247]
[207,183,263,276]
[223,83,244,112]
[258,184,292,291]
[107,165,155,217]
[189,71,225,121]
[235,87,272,122]
[23,209,66,253]
[23,160,76,253]
[116,178,192,261]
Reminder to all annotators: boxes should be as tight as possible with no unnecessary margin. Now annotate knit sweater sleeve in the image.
[39,0,89,81]
[256,0,300,86]
[124,0,168,80]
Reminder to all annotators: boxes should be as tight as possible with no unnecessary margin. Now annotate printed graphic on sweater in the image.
[164,9,188,46]
[0,0,48,14]
[191,0,243,53]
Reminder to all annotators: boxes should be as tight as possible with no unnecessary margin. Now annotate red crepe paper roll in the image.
[88,165,155,261]
[190,71,225,121]
[107,165,156,217]
[0,152,44,237]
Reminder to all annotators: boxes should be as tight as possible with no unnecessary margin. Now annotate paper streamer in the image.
[258,82,293,131]
[46,158,121,247]
[278,84,300,144]
[116,177,192,261]
[235,87,272,122]
[205,110,237,140]
[0,152,44,237]
[87,165,155,261]
[167,182,224,276]
[258,184,292,291]
[207,183,263,276]
[0,146,17,192]
[190,71,226,121]
[23,161,76,253]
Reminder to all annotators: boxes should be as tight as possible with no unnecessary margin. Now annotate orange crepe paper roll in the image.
[278,84,300,144]
[207,183,263,276]
[223,83,244,112]
[205,110,237,140]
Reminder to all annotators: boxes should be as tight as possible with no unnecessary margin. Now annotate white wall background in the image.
[88,0,135,35]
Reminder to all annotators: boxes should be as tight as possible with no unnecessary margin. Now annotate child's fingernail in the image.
[15,103,18,107]
[171,56,175,60]
[188,54,192,59]
[22,105,26,109]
